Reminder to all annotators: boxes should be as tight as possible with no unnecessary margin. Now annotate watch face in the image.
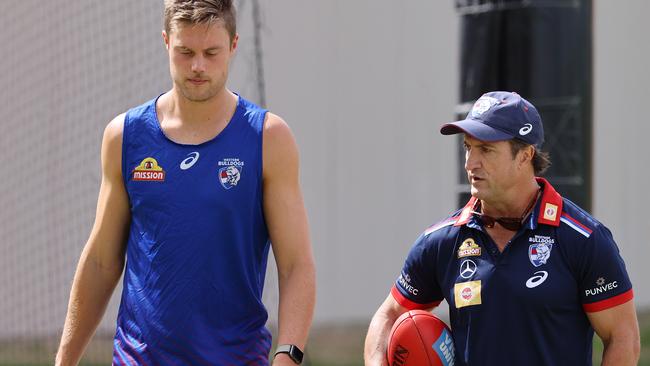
[289,345,304,363]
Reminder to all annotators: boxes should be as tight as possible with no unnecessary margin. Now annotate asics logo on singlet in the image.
[526,271,548,288]
[180,152,200,170]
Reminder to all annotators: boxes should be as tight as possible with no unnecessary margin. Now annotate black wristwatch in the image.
[274,344,304,364]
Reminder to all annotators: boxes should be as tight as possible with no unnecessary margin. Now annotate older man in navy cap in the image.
[365,92,639,366]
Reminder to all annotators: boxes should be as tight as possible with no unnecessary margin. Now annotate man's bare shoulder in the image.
[263,112,297,150]
[263,111,291,132]
[262,112,299,178]
[103,113,126,143]
[101,113,127,177]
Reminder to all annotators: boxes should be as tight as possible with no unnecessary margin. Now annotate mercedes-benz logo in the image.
[460,259,477,279]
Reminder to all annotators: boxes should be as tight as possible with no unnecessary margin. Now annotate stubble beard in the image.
[176,76,225,103]
[469,177,489,201]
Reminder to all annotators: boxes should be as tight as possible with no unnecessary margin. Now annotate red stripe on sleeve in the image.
[390,285,441,310]
[583,289,634,313]
[561,213,593,234]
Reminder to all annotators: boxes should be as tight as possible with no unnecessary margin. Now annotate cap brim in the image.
[440,119,514,142]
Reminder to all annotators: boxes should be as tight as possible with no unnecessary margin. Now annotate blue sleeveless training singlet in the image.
[113,95,272,365]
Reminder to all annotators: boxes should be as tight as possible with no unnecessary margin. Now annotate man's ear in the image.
[162,30,170,50]
[520,145,535,166]
[230,33,239,52]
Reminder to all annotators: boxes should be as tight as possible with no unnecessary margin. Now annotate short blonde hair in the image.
[164,0,236,41]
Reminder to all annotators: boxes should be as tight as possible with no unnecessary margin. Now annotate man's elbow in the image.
[278,254,315,277]
[621,336,641,365]
[631,336,641,362]
[625,322,641,362]
[81,248,125,282]
[296,259,316,285]
[603,330,641,365]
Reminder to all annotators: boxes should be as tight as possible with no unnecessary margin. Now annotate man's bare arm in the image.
[56,115,131,366]
[364,294,413,366]
[587,300,640,366]
[262,113,316,366]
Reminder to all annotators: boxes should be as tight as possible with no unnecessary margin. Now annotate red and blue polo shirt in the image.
[392,178,633,366]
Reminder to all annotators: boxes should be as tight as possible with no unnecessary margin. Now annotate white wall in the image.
[253,1,459,323]
[593,0,650,309]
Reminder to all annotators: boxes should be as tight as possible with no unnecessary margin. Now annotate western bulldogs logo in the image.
[219,165,241,189]
[470,96,499,118]
[217,157,244,190]
[528,242,553,267]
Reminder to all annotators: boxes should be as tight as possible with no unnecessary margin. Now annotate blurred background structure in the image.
[0,1,648,365]
[455,0,593,209]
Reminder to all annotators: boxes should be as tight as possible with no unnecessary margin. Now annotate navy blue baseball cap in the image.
[440,91,544,147]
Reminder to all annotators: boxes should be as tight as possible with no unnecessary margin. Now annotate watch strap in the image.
[274,344,304,364]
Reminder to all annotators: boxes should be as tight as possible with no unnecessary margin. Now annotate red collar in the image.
[454,196,478,227]
[454,177,563,227]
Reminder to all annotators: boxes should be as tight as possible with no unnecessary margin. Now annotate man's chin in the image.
[182,91,216,103]
[176,83,220,102]
[470,186,485,200]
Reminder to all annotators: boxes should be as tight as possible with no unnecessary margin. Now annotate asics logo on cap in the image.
[519,123,533,136]
[180,152,200,170]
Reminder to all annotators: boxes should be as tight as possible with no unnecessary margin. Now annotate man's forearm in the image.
[273,261,315,364]
[56,253,123,366]
[364,295,411,366]
[601,336,641,366]
[364,310,393,366]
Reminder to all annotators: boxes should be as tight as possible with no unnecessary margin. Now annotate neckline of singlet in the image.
[150,92,243,147]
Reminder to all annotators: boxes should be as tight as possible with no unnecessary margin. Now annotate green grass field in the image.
[1,310,648,365]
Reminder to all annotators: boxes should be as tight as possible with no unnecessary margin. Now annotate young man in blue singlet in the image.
[56,1,315,365]
[364,92,640,365]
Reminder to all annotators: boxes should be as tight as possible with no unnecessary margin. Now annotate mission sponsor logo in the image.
[457,238,481,258]
[218,158,244,189]
[585,277,618,297]
[132,157,165,182]
[397,272,419,296]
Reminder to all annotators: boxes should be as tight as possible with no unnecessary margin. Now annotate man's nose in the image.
[191,55,206,74]
[464,149,480,171]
